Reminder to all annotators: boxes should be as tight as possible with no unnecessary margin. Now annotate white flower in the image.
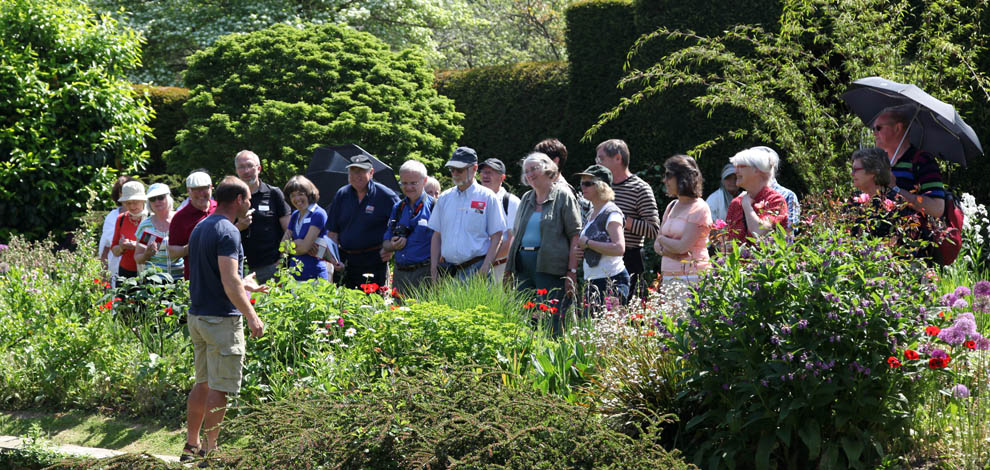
[345,327,357,337]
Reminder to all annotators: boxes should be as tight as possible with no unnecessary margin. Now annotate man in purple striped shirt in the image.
[873,104,946,218]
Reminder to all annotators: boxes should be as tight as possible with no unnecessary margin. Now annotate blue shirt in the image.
[327,181,400,252]
[770,180,801,228]
[384,192,435,265]
[288,204,328,281]
[188,214,243,317]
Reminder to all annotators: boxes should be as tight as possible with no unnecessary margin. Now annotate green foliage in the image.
[562,0,640,171]
[165,23,462,185]
[133,85,189,175]
[0,422,66,469]
[675,197,936,469]
[90,0,572,86]
[589,0,990,196]
[214,367,697,469]
[0,233,190,418]
[435,61,570,168]
[0,0,152,241]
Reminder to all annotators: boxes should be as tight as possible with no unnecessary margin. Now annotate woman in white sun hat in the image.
[135,183,184,280]
[110,181,148,280]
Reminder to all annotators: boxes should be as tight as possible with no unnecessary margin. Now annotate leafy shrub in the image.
[674,197,936,469]
[133,85,190,175]
[0,0,151,241]
[166,23,463,184]
[215,367,697,469]
[435,62,570,170]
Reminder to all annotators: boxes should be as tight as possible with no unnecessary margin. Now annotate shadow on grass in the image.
[0,409,184,454]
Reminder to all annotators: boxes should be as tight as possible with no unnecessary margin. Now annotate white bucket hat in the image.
[185,171,212,188]
[118,181,147,202]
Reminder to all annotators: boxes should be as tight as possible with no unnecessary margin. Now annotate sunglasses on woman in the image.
[580,180,597,187]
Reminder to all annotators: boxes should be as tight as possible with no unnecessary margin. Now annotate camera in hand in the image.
[392,224,412,238]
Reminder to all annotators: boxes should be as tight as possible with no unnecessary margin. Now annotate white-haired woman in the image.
[134,183,184,279]
[110,181,148,279]
[724,147,789,246]
[505,152,582,335]
[574,164,629,305]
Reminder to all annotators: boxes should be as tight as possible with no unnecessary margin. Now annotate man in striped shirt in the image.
[595,139,661,299]
[873,104,946,218]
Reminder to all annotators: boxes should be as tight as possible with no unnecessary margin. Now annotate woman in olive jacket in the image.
[506,152,582,335]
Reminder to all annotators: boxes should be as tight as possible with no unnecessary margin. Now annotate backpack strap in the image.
[502,193,510,216]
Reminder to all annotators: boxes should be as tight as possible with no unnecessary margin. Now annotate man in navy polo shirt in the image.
[383,160,434,295]
[327,155,400,289]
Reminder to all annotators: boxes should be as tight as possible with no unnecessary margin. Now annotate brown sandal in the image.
[180,443,206,462]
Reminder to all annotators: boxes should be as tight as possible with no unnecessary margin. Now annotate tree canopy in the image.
[164,22,463,183]
[587,0,990,194]
[0,0,151,241]
[87,0,571,85]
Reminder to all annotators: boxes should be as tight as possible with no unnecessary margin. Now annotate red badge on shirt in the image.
[470,200,486,210]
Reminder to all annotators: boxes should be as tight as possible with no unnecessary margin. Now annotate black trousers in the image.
[622,246,646,300]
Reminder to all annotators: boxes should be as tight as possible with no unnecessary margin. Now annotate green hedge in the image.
[133,85,189,175]
[435,61,570,172]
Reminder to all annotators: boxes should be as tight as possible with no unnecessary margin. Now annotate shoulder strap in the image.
[502,193,510,215]
[662,199,676,222]
[117,211,126,230]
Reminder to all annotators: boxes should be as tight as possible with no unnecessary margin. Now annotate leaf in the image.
[798,419,821,459]
[755,432,775,470]
[841,435,863,466]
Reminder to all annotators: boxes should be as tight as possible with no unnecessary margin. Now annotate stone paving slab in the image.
[0,434,180,463]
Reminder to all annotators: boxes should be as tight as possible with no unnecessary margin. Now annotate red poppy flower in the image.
[391,288,402,298]
[104,282,111,289]
[965,340,976,350]
[928,358,941,369]
[887,356,901,369]
[549,307,558,314]
[938,311,945,318]
[536,288,548,295]
[925,325,941,336]
[644,330,656,337]
[164,306,173,316]
[631,314,643,320]
[904,349,920,361]
[523,301,535,309]
[249,298,256,304]
[539,303,548,311]
[360,283,379,294]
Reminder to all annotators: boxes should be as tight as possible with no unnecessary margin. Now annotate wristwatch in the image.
[892,186,902,194]
[568,268,578,274]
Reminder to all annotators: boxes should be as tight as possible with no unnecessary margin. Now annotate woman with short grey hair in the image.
[506,152,582,336]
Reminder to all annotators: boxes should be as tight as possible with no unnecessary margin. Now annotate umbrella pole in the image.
[890,107,922,165]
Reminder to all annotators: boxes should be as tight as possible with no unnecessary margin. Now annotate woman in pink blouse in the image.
[654,155,712,288]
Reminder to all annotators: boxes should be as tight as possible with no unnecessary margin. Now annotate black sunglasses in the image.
[580,180,597,187]
[149,195,166,202]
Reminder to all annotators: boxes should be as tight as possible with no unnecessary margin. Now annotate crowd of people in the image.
[92,103,952,463]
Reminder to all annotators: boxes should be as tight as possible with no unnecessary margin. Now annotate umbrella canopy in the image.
[305,144,400,208]
[840,76,983,166]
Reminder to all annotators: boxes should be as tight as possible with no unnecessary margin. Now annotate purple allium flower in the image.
[955,286,972,297]
[931,349,948,360]
[797,319,808,329]
[781,325,792,335]
[974,281,990,297]
[951,384,970,399]
[953,299,970,309]
[976,336,990,351]
[941,293,959,306]
[938,327,966,346]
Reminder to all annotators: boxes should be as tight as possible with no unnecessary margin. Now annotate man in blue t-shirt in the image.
[383,160,435,295]
[327,155,400,289]
[182,176,267,463]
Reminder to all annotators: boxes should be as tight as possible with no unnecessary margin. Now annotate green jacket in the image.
[506,185,582,276]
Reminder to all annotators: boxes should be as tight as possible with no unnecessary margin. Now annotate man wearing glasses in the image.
[428,147,506,281]
[383,160,435,294]
[233,150,291,284]
[872,104,946,218]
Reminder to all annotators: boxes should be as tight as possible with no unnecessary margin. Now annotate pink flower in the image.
[711,219,728,230]
[883,198,897,212]
[337,317,345,327]
[753,201,767,210]
[853,193,870,204]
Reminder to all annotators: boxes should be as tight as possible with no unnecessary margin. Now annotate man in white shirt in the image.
[429,147,506,281]
[478,158,520,282]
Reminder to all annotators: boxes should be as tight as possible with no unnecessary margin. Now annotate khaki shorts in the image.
[188,315,246,394]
